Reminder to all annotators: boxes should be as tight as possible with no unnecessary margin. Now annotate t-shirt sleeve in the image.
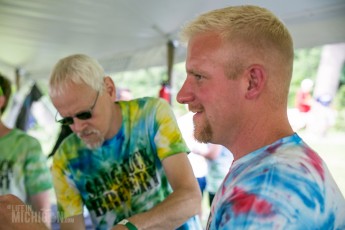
[24,136,53,195]
[51,146,84,219]
[153,98,189,160]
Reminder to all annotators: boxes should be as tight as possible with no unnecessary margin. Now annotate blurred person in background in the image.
[0,73,53,228]
[295,78,314,113]
[204,145,233,207]
[116,88,133,101]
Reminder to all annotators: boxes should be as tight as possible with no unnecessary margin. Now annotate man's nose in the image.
[70,118,87,133]
[176,79,194,104]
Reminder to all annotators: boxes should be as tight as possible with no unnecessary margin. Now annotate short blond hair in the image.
[181,5,294,105]
[181,5,293,62]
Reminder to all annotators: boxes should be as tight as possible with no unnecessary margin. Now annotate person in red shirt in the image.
[296,78,314,113]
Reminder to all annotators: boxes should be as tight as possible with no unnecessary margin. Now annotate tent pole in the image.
[15,68,21,90]
[167,40,175,86]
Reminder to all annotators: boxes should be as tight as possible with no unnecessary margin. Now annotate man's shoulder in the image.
[124,97,168,111]
[53,133,82,158]
[133,96,165,105]
[10,128,40,144]
[59,133,81,149]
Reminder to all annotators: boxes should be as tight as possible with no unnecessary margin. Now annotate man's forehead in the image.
[50,81,92,96]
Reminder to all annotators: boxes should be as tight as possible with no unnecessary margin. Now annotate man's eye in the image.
[194,74,203,80]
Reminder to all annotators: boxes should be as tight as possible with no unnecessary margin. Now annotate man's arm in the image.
[112,153,202,230]
[51,147,86,230]
[60,214,85,230]
[30,190,52,228]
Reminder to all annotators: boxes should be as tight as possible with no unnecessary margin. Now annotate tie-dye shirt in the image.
[52,97,201,230]
[207,134,345,230]
[0,129,52,203]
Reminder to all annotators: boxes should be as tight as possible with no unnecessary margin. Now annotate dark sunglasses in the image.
[55,91,99,126]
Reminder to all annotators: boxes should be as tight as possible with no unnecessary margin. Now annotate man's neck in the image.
[228,112,294,161]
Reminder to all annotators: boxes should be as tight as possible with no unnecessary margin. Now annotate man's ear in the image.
[103,76,117,101]
[245,64,266,99]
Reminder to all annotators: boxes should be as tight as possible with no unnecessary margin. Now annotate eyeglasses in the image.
[55,91,99,126]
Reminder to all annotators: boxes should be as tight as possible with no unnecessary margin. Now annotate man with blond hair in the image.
[177,5,345,229]
[0,74,52,229]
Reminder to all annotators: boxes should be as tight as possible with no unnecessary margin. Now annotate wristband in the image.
[118,219,138,230]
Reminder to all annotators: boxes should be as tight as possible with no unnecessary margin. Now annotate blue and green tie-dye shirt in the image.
[0,129,52,203]
[52,97,200,229]
[207,134,345,230]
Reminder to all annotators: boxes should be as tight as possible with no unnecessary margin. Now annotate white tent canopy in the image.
[0,0,344,83]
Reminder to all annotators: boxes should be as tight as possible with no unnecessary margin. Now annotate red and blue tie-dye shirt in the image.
[207,133,345,230]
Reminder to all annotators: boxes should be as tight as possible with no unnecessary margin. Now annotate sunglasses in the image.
[55,91,99,126]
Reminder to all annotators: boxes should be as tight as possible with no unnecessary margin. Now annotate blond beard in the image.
[77,128,104,149]
[194,119,213,143]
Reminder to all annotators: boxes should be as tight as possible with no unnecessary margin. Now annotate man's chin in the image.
[78,131,104,149]
[83,138,104,149]
[194,124,213,143]
[85,142,102,150]
[194,130,212,143]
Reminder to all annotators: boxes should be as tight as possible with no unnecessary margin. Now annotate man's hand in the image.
[112,224,128,230]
